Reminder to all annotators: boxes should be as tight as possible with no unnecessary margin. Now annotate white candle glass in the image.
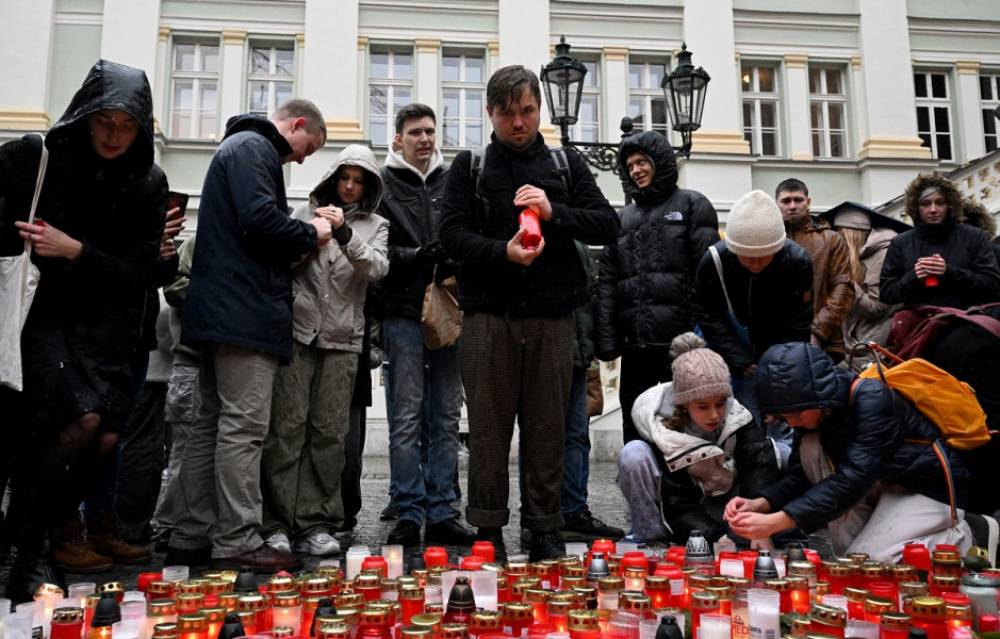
[747,589,780,639]
[471,570,498,611]
[382,545,404,579]
[616,541,640,555]
[564,543,588,561]
[720,559,745,578]
[272,605,302,635]
[846,620,879,639]
[639,619,659,639]
[699,614,731,639]
[67,584,96,608]
[822,594,848,612]
[345,546,371,580]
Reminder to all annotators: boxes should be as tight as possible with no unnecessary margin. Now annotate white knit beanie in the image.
[724,190,787,258]
[669,332,732,406]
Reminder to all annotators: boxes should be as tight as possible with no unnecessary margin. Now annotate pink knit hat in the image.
[670,332,732,405]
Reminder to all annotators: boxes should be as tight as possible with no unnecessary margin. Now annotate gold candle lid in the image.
[512,576,541,597]
[35,583,65,598]
[178,613,208,632]
[688,574,714,590]
[930,575,959,588]
[336,592,365,608]
[910,597,945,617]
[568,609,599,631]
[548,599,576,615]
[336,607,361,627]
[899,581,929,596]
[268,575,295,592]
[237,594,266,612]
[619,593,653,612]
[147,599,178,617]
[302,576,332,595]
[506,562,529,577]
[765,580,790,592]
[470,611,502,630]
[99,582,125,594]
[411,613,443,632]
[562,565,585,579]
[880,612,911,629]
[152,623,180,639]
[523,589,550,604]
[441,623,469,639]
[945,604,972,621]
[273,591,302,607]
[847,553,870,565]
[201,608,225,623]
[51,608,84,623]
[177,593,205,608]
[401,627,434,639]
[400,584,424,599]
[561,576,585,589]
[501,602,533,621]
[355,573,381,589]
[177,582,202,595]
[809,604,847,628]
[705,585,733,600]
[864,597,894,614]
[844,587,871,603]
[787,561,816,577]
[148,581,173,596]
[892,565,917,581]
[318,623,351,639]
[272,626,295,638]
[690,592,719,610]
[826,563,852,578]
[599,576,625,592]
[861,563,889,578]
[728,576,751,590]
[360,608,389,626]
[218,593,240,611]
[317,566,344,584]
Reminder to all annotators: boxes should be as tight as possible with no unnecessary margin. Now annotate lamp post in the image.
[540,36,710,183]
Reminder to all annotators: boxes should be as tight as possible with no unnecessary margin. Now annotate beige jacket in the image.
[291,145,389,353]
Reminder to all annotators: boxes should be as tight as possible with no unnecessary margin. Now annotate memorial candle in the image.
[178,614,208,639]
[50,608,85,639]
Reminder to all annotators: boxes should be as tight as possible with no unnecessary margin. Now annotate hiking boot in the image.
[528,530,565,562]
[476,527,508,566]
[966,512,999,567]
[53,519,113,574]
[559,508,625,542]
[87,513,151,565]
[387,519,421,546]
[425,518,476,546]
[213,543,302,573]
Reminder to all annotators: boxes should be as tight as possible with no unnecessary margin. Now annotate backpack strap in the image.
[549,147,573,193]
[849,376,959,527]
[470,145,487,196]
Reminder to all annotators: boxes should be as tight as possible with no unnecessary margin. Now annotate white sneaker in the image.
[295,532,341,556]
[266,532,291,553]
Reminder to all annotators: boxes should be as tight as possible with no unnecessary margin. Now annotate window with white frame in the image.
[247,43,294,117]
[808,67,848,158]
[170,40,219,139]
[570,59,600,143]
[441,50,485,148]
[628,58,669,138]
[368,47,413,146]
[914,71,953,161]
[741,64,781,157]
[980,73,1000,153]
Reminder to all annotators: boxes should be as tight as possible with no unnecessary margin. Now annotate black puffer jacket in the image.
[377,149,452,320]
[595,131,718,360]
[439,133,619,317]
[182,114,318,361]
[880,174,1000,309]
[755,342,970,533]
[692,240,813,374]
[0,60,168,422]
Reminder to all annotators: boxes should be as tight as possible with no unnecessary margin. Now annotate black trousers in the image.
[618,347,672,445]
[460,313,574,531]
[340,405,366,528]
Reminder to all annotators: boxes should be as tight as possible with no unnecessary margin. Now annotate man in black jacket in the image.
[439,66,619,561]
[595,130,719,444]
[378,103,473,547]
[692,190,813,466]
[168,99,331,571]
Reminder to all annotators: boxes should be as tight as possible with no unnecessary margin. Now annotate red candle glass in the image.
[690,592,720,639]
[51,608,85,639]
[461,556,485,571]
[911,597,948,639]
[471,541,495,564]
[425,547,449,569]
[739,551,758,580]
[845,588,872,620]
[361,556,389,580]
[879,612,911,639]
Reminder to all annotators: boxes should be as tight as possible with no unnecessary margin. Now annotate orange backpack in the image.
[856,342,991,451]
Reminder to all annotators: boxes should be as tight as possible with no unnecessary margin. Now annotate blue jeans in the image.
[384,317,462,525]
[562,366,590,516]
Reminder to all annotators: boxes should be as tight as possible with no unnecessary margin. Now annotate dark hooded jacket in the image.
[181,113,318,361]
[754,342,969,533]
[880,174,1000,309]
[692,240,814,374]
[0,59,168,423]
[439,133,619,317]
[595,131,719,359]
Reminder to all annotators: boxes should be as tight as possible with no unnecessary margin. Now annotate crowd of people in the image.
[2,58,999,601]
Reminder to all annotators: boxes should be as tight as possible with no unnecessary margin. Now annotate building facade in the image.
[4,0,1000,220]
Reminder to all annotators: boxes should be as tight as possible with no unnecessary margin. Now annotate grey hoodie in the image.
[290,145,389,352]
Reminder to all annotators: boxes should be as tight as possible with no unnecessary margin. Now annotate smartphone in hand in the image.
[166,191,189,213]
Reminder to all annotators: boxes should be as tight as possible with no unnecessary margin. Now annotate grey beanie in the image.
[724,190,787,258]
[670,332,733,405]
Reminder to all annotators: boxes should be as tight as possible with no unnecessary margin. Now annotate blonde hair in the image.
[837,227,869,284]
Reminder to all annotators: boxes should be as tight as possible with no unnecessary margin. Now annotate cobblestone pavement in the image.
[0,459,630,596]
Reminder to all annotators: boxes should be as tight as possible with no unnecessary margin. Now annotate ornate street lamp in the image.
[541,36,710,184]
[661,43,710,158]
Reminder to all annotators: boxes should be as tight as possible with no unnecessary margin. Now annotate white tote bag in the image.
[0,135,48,391]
